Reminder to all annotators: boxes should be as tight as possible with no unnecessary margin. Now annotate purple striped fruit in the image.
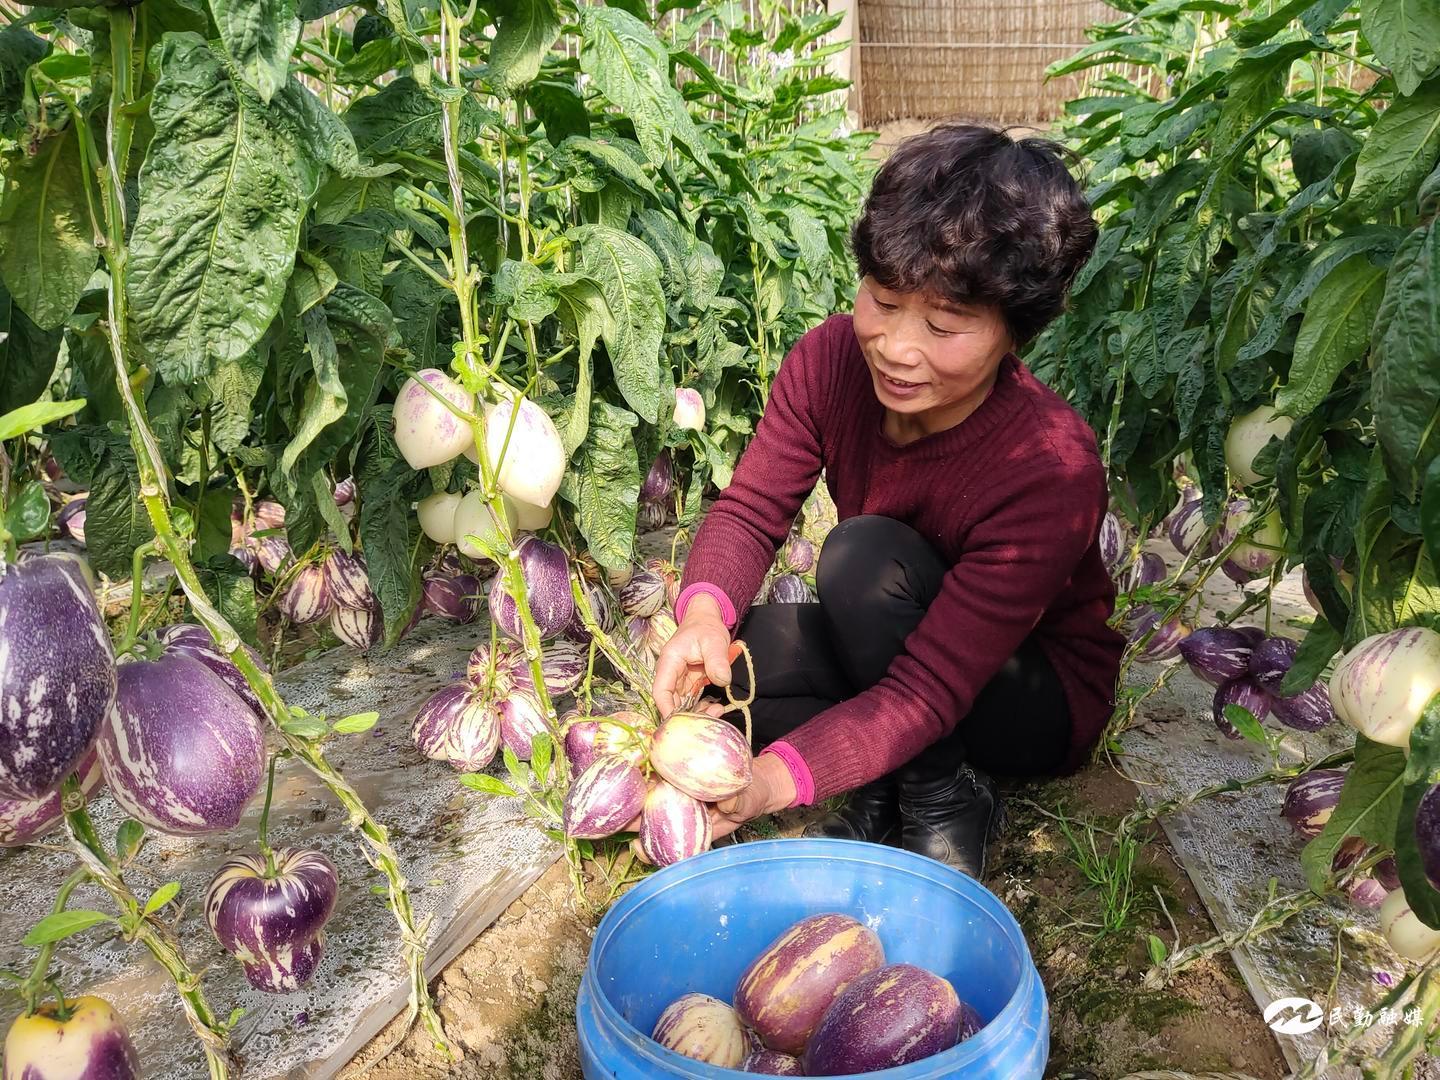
[1271,682,1336,731]
[332,602,382,650]
[279,564,333,625]
[333,476,356,505]
[650,711,752,801]
[641,450,674,506]
[767,574,814,605]
[1281,769,1346,838]
[1178,627,1256,687]
[205,847,340,993]
[651,993,747,1068]
[563,757,647,840]
[645,559,682,607]
[564,712,653,778]
[57,496,87,544]
[741,1050,804,1075]
[158,623,268,716]
[619,570,667,619]
[506,639,587,696]
[0,749,104,847]
[411,684,502,771]
[1127,551,1166,591]
[422,574,481,623]
[957,999,984,1041]
[394,368,476,469]
[0,554,113,800]
[802,963,963,1075]
[1416,784,1440,890]
[489,535,575,641]
[638,610,678,665]
[1167,498,1206,556]
[1332,837,1387,910]
[1130,610,1191,660]
[323,550,373,610]
[637,780,711,867]
[1249,636,1298,694]
[3,996,140,1080]
[1330,628,1440,748]
[734,912,887,1055]
[1212,676,1271,740]
[498,690,549,760]
[563,580,614,645]
[100,655,265,834]
[255,534,293,575]
[782,535,816,574]
[1377,856,1402,892]
[1099,512,1123,572]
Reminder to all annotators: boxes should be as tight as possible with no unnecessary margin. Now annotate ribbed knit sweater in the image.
[677,314,1125,802]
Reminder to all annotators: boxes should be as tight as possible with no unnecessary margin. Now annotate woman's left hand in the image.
[709,752,798,841]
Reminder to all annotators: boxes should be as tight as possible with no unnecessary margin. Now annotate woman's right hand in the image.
[652,593,736,717]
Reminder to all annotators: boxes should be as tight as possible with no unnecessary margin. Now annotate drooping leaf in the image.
[559,397,639,570]
[22,910,113,947]
[528,79,590,144]
[46,428,154,578]
[0,398,82,444]
[0,126,97,330]
[384,264,445,368]
[210,0,300,104]
[1373,222,1440,489]
[127,34,320,385]
[1302,736,1407,892]
[1394,693,1440,927]
[1275,255,1387,417]
[554,274,607,455]
[1351,81,1440,216]
[344,76,487,158]
[0,27,48,136]
[5,481,48,542]
[487,0,562,98]
[0,282,62,414]
[356,406,428,646]
[280,304,348,476]
[1363,0,1440,97]
[570,224,664,424]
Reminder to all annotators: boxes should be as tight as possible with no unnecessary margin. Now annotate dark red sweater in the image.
[678,315,1125,801]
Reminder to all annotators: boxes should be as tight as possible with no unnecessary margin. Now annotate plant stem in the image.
[19,868,88,1015]
[62,780,231,1080]
[257,751,284,877]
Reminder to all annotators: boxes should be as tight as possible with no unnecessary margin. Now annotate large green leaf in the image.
[1275,255,1386,417]
[280,305,349,476]
[570,224,664,424]
[210,0,300,104]
[577,7,712,173]
[344,76,486,157]
[554,136,658,198]
[1302,736,1406,892]
[1351,81,1440,215]
[0,280,62,413]
[195,553,260,647]
[1373,222,1440,489]
[356,407,428,646]
[0,127,96,331]
[559,398,639,570]
[384,264,445,368]
[127,34,320,385]
[1363,0,1440,97]
[554,275,607,455]
[50,428,155,578]
[487,0,562,98]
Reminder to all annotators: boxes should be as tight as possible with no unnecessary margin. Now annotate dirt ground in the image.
[339,763,1288,1080]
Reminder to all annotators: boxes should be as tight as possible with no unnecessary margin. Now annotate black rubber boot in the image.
[897,762,1004,878]
[802,777,900,844]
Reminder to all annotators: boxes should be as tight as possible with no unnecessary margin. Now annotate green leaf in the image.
[554,275,606,455]
[345,76,486,157]
[193,485,235,563]
[0,27,48,137]
[1351,81,1440,216]
[488,0,562,97]
[570,224,664,424]
[356,406,428,646]
[333,710,379,733]
[5,481,48,542]
[1394,692,1440,927]
[127,34,319,385]
[280,712,328,739]
[142,881,181,916]
[22,910,113,947]
[530,731,552,781]
[1223,703,1267,744]
[0,281,63,414]
[491,259,559,323]
[281,305,348,476]
[194,553,260,647]
[0,398,84,442]
[1363,0,1440,97]
[502,744,529,789]
[1146,934,1168,966]
[528,79,589,144]
[1302,736,1407,892]
[558,397,639,570]
[1275,256,1387,417]
[0,127,97,330]
[385,265,445,369]
[80,431,154,578]
[554,135,658,198]
[115,819,145,861]
[210,0,300,104]
[290,251,338,315]
[1277,617,1341,696]
[577,7,712,173]
[1230,0,1318,47]
[1373,222,1440,488]
[1424,455,1440,572]
[459,773,520,797]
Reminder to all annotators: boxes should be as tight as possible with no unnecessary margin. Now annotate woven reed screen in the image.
[855,0,1118,124]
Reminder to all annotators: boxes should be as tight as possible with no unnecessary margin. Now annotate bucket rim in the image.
[582,837,1047,1079]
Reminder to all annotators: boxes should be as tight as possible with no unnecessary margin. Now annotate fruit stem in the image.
[116,540,158,655]
[61,778,232,1080]
[257,751,284,878]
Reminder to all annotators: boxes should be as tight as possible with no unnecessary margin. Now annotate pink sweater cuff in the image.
[675,582,737,629]
[761,741,816,808]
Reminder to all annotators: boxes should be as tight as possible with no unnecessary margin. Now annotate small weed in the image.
[1053,806,1144,935]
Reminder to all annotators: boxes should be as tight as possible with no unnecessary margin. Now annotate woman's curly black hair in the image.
[851,123,1098,348]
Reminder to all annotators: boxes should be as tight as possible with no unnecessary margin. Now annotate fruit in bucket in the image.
[802,963,967,1075]
[651,993,748,1067]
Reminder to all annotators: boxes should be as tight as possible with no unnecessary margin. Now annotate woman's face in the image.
[852,276,1015,436]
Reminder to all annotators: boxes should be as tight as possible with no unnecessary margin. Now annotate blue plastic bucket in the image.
[576,838,1048,1078]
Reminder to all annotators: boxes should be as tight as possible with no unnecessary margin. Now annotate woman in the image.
[651,123,1126,878]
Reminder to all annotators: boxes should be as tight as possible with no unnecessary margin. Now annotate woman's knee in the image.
[816,515,947,613]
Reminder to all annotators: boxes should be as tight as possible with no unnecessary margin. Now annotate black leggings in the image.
[721,515,1072,781]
